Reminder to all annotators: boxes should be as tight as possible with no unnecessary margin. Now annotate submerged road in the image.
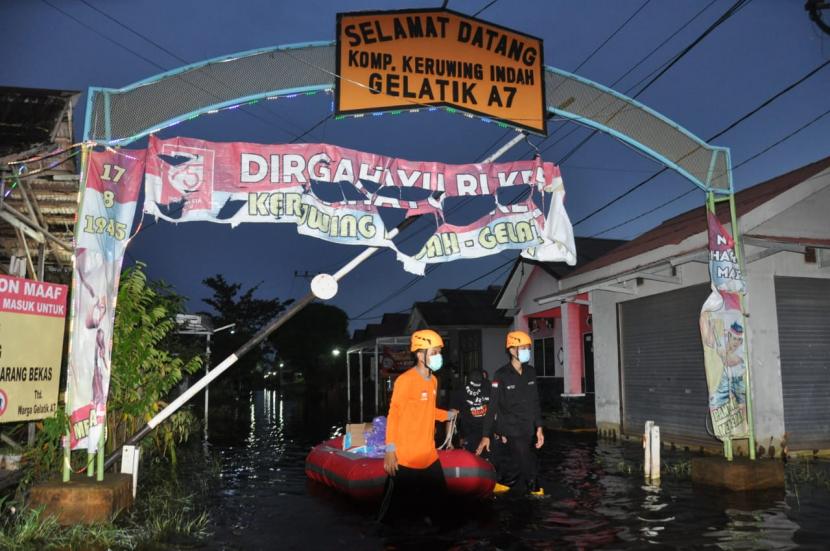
[191,389,829,550]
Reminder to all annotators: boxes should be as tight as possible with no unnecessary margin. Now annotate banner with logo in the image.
[67,147,146,450]
[700,212,749,440]
[144,136,576,274]
[0,275,68,423]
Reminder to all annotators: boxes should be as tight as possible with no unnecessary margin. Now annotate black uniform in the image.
[482,362,543,492]
[449,371,490,452]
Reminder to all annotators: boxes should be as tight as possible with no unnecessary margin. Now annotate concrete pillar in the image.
[590,290,622,435]
[562,302,584,396]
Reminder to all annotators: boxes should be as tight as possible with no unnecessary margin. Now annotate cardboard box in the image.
[345,422,373,448]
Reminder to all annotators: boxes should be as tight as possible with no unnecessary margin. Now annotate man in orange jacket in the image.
[381,329,457,522]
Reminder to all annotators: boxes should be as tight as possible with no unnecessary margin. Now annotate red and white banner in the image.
[67,147,146,450]
[144,136,576,273]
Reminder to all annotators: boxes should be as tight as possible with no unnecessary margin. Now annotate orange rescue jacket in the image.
[385,367,449,469]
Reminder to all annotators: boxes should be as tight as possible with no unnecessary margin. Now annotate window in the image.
[533,337,557,377]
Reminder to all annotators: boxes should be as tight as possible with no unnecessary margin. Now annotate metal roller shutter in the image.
[775,277,830,450]
[619,283,713,444]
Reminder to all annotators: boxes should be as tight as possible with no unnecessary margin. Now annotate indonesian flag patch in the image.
[491,381,499,388]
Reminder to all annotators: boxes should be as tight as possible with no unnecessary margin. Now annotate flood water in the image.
[191,390,830,550]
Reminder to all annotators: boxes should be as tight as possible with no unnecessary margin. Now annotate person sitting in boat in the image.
[381,329,458,522]
[450,369,490,453]
[476,330,545,496]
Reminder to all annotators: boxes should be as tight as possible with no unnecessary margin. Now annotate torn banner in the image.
[144,136,576,274]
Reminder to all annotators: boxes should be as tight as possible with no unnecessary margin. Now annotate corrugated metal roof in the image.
[569,156,830,278]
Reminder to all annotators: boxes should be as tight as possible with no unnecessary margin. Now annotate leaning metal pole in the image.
[103,132,526,469]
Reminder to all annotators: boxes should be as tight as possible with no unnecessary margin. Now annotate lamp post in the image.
[203,323,235,438]
[176,315,235,440]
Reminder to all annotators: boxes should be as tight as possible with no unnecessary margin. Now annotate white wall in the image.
[511,266,566,378]
[750,183,830,240]
[516,266,561,318]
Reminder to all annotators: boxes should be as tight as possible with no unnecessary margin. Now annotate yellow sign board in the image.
[336,9,547,134]
[0,275,67,423]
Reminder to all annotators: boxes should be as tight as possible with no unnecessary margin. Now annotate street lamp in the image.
[176,315,236,439]
[332,348,341,357]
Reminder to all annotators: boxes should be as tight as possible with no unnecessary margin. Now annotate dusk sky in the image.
[4,0,829,332]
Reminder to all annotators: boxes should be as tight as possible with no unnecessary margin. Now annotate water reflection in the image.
[193,391,829,550]
[637,482,674,545]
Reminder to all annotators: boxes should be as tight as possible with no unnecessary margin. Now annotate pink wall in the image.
[564,302,584,395]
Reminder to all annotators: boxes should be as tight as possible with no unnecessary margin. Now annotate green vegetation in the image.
[1,446,217,550]
[4,263,210,549]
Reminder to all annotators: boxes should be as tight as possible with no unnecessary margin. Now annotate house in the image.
[532,156,830,455]
[494,238,626,411]
[405,286,512,379]
[0,86,80,280]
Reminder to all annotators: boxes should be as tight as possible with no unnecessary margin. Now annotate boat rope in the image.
[376,476,395,523]
[438,414,457,450]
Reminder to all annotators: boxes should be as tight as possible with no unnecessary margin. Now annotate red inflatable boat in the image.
[305,436,496,501]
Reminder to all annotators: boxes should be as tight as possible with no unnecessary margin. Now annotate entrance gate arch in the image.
[83,41,733,195]
[70,39,754,471]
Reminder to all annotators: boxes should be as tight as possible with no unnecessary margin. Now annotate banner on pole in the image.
[66,147,146,450]
[707,211,746,294]
[700,212,749,440]
[0,275,67,423]
[144,136,576,274]
[336,9,547,134]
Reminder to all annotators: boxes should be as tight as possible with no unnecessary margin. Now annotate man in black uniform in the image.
[476,330,544,495]
[449,369,490,453]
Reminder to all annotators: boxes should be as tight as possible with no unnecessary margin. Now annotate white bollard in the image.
[644,420,654,479]
[649,425,661,482]
[120,445,141,498]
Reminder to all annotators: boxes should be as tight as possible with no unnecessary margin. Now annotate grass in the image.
[785,459,830,492]
[608,458,692,480]
[0,442,218,550]
[0,500,132,551]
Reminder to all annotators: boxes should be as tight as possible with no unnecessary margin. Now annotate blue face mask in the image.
[428,353,443,371]
[518,349,531,364]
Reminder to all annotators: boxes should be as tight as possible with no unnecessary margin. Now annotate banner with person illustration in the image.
[700,212,749,440]
[66,147,146,450]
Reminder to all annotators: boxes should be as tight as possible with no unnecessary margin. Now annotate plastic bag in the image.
[364,416,387,458]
